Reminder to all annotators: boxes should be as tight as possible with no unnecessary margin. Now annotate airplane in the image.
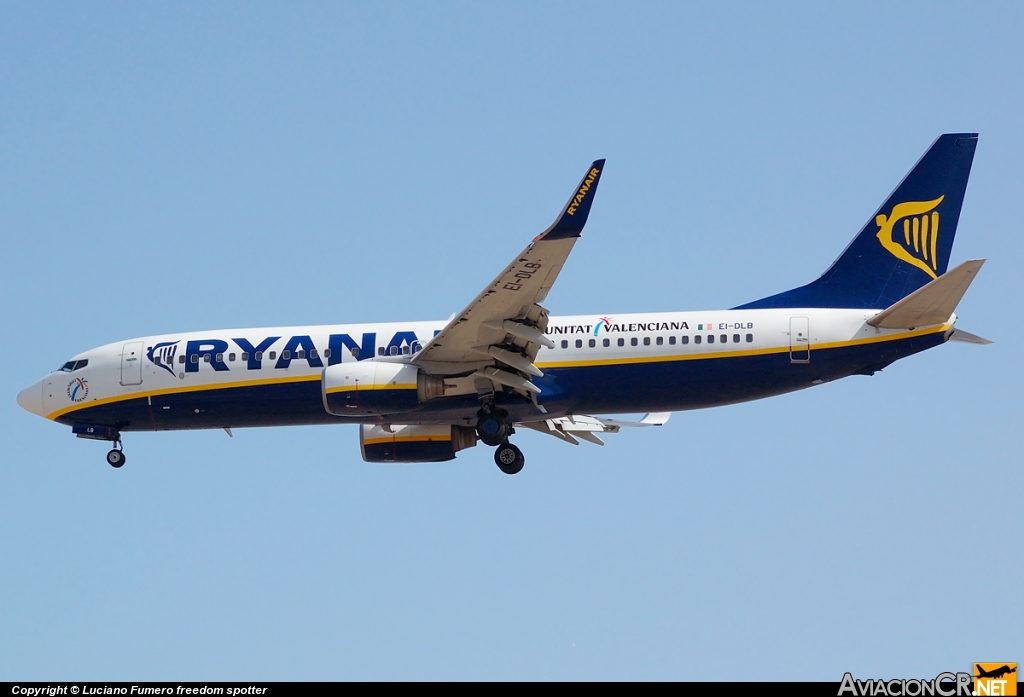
[17,133,990,474]
[975,665,1016,680]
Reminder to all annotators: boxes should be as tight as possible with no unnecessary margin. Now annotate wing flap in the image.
[516,412,671,446]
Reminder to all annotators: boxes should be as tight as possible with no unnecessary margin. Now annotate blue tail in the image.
[736,133,978,310]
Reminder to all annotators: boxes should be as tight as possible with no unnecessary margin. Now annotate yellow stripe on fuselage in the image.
[46,373,322,421]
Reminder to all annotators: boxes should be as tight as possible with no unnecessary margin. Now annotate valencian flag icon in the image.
[974,663,1017,696]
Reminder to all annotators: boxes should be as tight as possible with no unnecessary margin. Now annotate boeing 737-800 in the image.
[17,133,989,474]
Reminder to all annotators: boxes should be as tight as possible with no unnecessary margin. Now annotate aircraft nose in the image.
[17,381,44,416]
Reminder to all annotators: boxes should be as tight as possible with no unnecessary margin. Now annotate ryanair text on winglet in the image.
[566,167,600,216]
[838,672,974,697]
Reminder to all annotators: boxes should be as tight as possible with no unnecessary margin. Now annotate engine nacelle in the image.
[322,361,445,416]
[360,424,477,463]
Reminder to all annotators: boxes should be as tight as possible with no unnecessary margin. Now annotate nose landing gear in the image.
[106,443,126,468]
[72,424,127,468]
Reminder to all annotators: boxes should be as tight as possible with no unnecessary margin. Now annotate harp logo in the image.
[974,663,1017,696]
[147,340,180,377]
[875,196,944,279]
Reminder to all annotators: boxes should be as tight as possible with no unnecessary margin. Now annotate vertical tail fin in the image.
[737,133,978,310]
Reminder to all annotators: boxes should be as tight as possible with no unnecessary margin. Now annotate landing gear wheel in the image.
[106,448,126,468]
[494,442,525,475]
[477,413,510,447]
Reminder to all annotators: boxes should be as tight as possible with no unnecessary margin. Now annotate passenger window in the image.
[603,338,610,347]
[656,336,663,345]
[296,350,304,359]
[310,349,318,359]
[588,339,595,348]
[254,351,262,361]
[191,355,198,364]
[378,347,385,356]
[402,345,410,355]
[631,337,638,346]
[390,346,398,356]
[720,335,727,344]
[215,353,224,362]
[179,355,186,364]
[204,354,211,363]
[618,338,625,347]
[681,336,689,345]
[643,337,650,346]
[282,350,291,360]
[575,339,582,348]
[241,352,249,361]
[746,334,753,343]
[669,336,676,345]
[350,347,358,358]
[707,335,714,344]
[733,334,740,343]
[694,335,701,345]
[228,353,236,362]
[323,349,332,358]
[269,351,276,360]
[561,340,568,349]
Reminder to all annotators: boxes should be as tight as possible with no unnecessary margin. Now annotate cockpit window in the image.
[58,360,88,372]
[74,359,88,371]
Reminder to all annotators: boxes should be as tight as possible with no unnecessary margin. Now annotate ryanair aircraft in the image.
[17,134,989,474]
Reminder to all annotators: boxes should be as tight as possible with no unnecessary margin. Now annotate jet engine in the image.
[322,361,446,416]
[360,424,477,463]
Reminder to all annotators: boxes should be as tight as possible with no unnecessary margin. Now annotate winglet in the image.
[539,159,606,240]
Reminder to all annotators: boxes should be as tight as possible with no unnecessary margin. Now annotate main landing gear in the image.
[106,440,126,468]
[493,441,525,475]
[477,409,525,475]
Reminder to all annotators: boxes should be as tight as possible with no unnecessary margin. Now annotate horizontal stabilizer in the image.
[640,412,671,426]
[948,328,993,344]
[868,260,984,329]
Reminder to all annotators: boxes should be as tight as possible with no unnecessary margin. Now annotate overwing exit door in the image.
[790,317,810,363]
[120,341,144,385]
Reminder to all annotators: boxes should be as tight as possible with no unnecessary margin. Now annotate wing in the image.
[516,413,671,446]
[413,160,605,394]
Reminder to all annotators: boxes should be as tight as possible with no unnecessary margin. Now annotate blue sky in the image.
[2,2,1021,680]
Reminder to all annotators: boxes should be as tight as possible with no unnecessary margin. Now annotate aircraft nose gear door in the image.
[120,341,144,385]
[789,317,810,363]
